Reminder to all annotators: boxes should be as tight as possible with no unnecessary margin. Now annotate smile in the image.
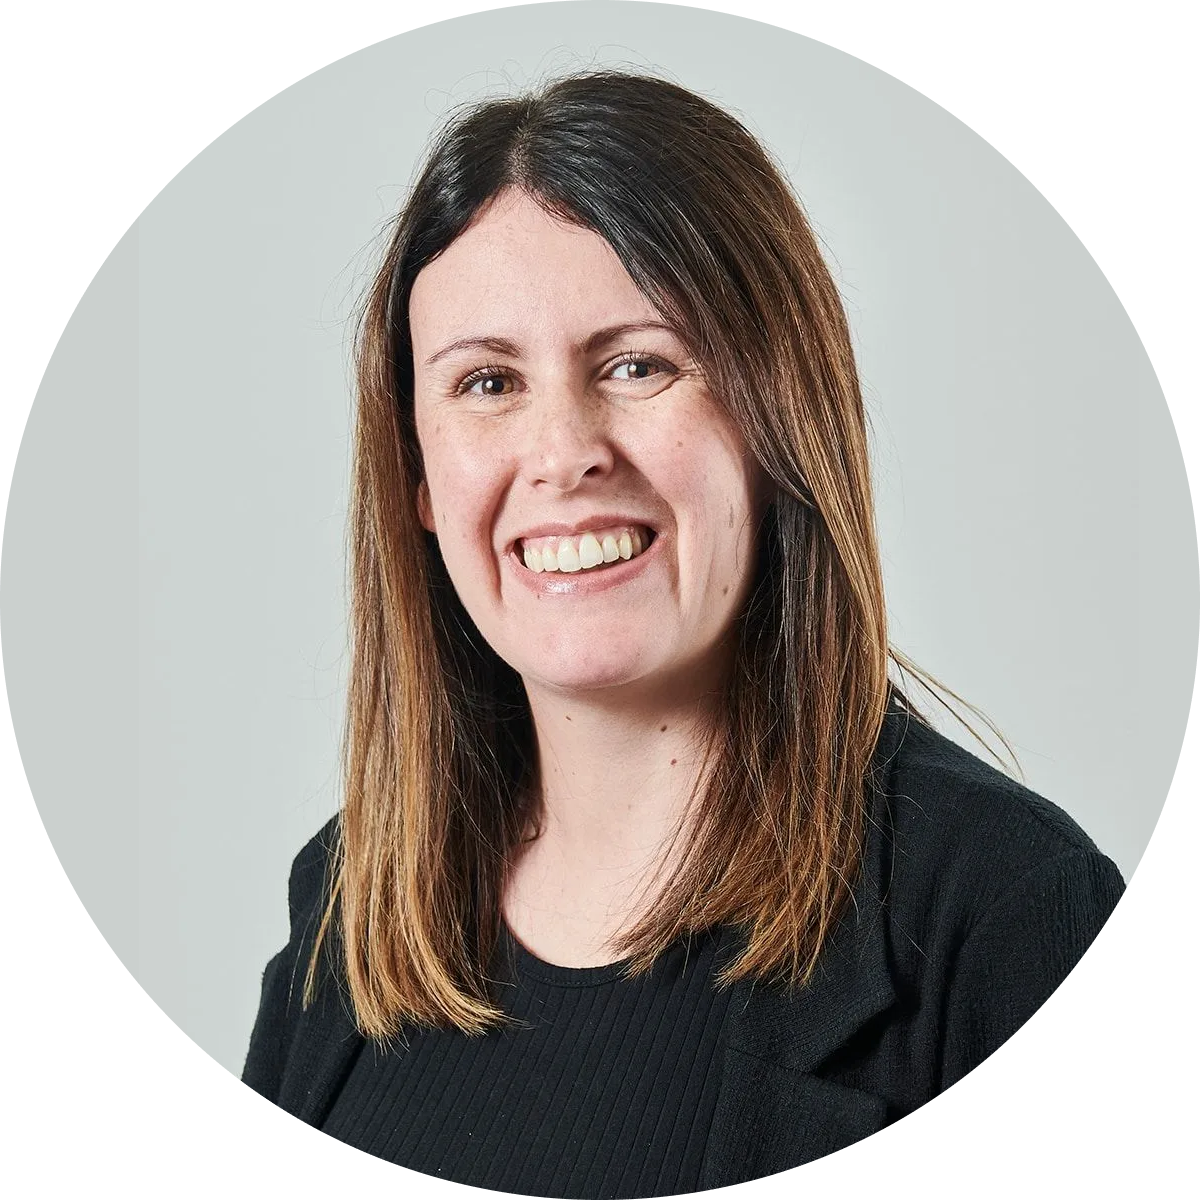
[518,524,656,574]
[501,528,662,597]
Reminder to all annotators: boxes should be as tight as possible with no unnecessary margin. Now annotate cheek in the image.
[422,427,507,556]
[670,432,758,534]
[668,435,762,607]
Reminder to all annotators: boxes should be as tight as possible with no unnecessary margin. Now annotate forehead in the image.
[409,189,663,348]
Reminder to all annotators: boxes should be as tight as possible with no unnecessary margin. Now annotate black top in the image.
[243,699,1127,1190]
[322,923,735,1198]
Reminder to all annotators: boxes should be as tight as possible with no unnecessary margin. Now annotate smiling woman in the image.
[410,190,769,967]
[241,70,1125,1197]
[411,190,764,720]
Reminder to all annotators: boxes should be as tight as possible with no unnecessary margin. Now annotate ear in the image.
[416,480,437,533]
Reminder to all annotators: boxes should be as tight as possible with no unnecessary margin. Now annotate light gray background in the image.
[2,1,1194,1076]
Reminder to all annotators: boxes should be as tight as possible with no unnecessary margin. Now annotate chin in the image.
[493,617,646,678]
[512,645,657,697]
[528,663,650,695]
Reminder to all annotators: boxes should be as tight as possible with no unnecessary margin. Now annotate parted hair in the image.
[308,68,1003,1038]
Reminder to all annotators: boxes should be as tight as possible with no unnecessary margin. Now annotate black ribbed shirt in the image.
[321,923,736,1198]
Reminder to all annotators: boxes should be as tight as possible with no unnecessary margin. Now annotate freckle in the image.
[722,585,729,596]
[670,759,677,767]
[676,440,683,448]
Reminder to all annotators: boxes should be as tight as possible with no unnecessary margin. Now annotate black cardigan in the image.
[243,701,1126,1187]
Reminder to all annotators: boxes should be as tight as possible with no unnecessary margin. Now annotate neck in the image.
[502,663,728,966]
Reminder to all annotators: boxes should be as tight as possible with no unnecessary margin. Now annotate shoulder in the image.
[861,702,1125,1090]
[872,703,1125,940]
[882,703,1101,851]
[283,814,342,943]
[242,813,344,1100]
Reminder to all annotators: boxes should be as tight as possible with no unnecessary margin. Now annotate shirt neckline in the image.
[498,919,635,988]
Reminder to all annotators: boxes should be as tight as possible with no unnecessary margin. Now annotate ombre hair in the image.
[308,69,1010,1038]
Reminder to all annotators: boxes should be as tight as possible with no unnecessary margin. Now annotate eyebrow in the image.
[421,321,682,369]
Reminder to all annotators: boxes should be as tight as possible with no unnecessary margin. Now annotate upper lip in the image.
[508,515,659,549]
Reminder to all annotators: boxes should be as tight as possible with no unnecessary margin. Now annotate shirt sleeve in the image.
[938,846,1126,1091]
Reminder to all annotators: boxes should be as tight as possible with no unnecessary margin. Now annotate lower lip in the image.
[506,535,662,597]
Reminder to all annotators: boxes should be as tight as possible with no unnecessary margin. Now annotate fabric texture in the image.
[321,922,735,1198]
[242,697,1126,1191]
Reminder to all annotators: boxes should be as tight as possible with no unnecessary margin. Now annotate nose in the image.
[521,390,616,493]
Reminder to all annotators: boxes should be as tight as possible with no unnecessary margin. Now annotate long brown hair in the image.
[308,69,1012,1038]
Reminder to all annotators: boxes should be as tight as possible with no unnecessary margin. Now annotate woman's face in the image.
[409,187,767,702]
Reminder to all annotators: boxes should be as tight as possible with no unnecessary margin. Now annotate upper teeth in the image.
[520,525,651,573]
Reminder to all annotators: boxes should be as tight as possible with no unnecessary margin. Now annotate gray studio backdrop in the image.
[3,2,1195,1076]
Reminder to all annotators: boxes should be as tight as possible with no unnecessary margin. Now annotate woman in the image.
[243,70,1124,1196]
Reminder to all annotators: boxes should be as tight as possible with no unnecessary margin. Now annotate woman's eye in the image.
[462,371,515,397]
[610,358,666,382]
[457,356,670,398]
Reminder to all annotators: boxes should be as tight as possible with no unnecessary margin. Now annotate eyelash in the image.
[455,349,675,397]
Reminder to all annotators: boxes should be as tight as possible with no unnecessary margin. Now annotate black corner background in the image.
[14,9,1185,1185]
